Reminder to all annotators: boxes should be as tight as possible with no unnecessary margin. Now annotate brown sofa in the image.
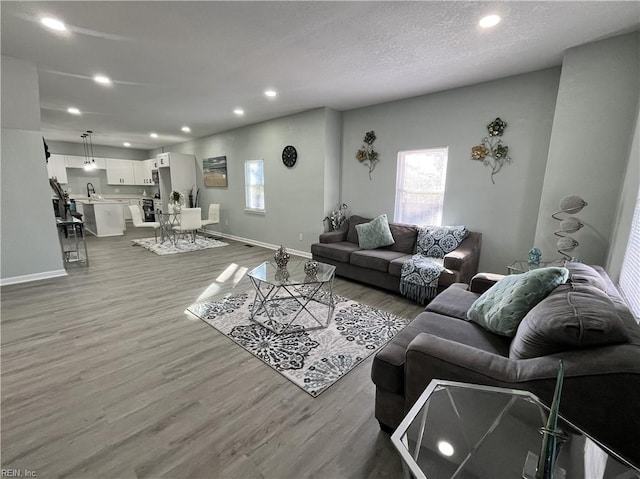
[371,263,640,467]
[310,215,482,294]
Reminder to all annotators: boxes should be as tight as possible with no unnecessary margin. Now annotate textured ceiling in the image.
[2,1,639,149]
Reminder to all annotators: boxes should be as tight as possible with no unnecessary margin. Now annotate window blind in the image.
[619,191,640,321]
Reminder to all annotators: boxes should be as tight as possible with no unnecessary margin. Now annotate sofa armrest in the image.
[469,272,505,294]
[443,232,482,284]
[319,230,347,243]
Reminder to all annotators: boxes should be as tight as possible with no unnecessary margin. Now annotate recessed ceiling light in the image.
[41,17,67,31]
[437,441,455,457]
[67,107,81,115]
[94,75,112,85]
[181,126,191,133]
[479,15,501,28]
[123,142,131,147]
[264,89,277,98]
[233,108,245,116]
[150,132,158,138]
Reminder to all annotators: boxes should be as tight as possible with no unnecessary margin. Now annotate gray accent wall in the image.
[1,56,64,282]
[341,68,561,273]
[151,108,334,252]
[533,32,640,266]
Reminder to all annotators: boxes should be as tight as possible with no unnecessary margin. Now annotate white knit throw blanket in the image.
[400,225,468,304]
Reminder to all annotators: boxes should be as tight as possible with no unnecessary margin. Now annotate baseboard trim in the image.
[199,230,312,259]
[1,269,68,286]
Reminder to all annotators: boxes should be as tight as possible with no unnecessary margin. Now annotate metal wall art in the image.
[471,117,512,184]
[356,130,379,180]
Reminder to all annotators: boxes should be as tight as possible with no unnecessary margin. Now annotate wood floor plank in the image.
[1,225,424,478]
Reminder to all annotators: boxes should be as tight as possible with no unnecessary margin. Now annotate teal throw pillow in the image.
[355,214,395,250]
[467,267,569,337]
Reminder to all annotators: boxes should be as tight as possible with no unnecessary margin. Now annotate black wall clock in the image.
[282,145,297,168]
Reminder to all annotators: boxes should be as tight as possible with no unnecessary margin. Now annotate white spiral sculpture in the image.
[552,195,588,260]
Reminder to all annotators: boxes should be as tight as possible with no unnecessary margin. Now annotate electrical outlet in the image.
[115,188,120,193]
[225,219,229,226]
[299,233,303,241]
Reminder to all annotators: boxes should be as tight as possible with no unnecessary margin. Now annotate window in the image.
[619,191,640,321]
[244,159,265,212]
[394,147,448,226]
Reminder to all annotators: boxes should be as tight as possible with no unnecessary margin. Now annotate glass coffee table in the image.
[247,260,336,334]
[391,380,639,479]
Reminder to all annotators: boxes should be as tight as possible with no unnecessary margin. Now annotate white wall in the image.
[151,108,332,252]
[1,56,65,283]
[534,32,640,266]
[341,68,561,273]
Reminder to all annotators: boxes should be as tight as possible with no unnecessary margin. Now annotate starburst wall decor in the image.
[471,117,513,184]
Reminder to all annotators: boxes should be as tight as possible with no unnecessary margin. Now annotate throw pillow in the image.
[417,226,468,258]
[355,214,395,250]
[510,283,630,359]
[564,261,607,292]
[467,267,569,337]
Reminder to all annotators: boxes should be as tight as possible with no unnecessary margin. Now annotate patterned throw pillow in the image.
[417,226,468,258]
[355,214,395,250]
[467,267,569,337]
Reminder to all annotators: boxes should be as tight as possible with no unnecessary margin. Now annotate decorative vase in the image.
[528,248,542,266]
[304,260,318,276]
[275,268,290,283]
[274,245,290,269]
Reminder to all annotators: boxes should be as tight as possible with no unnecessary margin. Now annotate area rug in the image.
[187,291,411,397]
[132,236,228,255]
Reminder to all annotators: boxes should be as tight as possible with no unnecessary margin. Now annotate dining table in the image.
[156,211,180,244]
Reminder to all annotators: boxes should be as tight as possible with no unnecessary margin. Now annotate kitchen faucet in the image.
[87,182,96,197]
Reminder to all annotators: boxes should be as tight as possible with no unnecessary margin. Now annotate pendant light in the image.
[81,132,91,170]
[87,130,97,169]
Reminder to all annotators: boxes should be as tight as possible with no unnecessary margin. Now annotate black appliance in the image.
[142,198,155,221]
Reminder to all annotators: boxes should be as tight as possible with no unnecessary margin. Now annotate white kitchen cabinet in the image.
[47,154,68,184]
[133,159,155,185]
[66,155,107,170]
[156,152,171,168]
[65,155,87,169]
[106,159,136,185]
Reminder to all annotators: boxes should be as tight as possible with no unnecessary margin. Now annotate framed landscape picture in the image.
[203,156,228,187]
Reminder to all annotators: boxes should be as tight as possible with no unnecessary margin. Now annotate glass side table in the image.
[391,380,639,479]
[507,260,563,275]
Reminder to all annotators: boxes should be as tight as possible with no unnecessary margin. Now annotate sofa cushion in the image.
[310,241,361,263]
[350,249,406,273]
[389,255,411,277]
[426,283,478,320]
[385,223,418,254]
[372,311,511,393]
[564,261,607,292]
[347,215,369,244]
[509,283,631,359]
[355,214,395,250]
[467,267,569,337]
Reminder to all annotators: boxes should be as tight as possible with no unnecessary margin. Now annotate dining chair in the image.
[172,207,201,243]
[128,205,160,242]
[200,204,220,237]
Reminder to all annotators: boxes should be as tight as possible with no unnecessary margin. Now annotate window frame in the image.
[394,146,449,226]
[244,159,265,214]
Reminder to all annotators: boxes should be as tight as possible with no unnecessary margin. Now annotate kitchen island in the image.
[76,199,125,237]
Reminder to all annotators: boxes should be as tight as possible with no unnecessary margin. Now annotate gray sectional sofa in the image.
[371,263,640,467]
[310,215,482,293]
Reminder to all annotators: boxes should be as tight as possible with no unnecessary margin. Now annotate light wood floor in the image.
[1,225,425,479]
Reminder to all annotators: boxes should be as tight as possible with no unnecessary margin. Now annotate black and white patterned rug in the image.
[187,291,411,397]
[132,236,228,255]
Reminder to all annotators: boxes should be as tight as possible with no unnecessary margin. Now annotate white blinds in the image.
[619,191,640,321]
